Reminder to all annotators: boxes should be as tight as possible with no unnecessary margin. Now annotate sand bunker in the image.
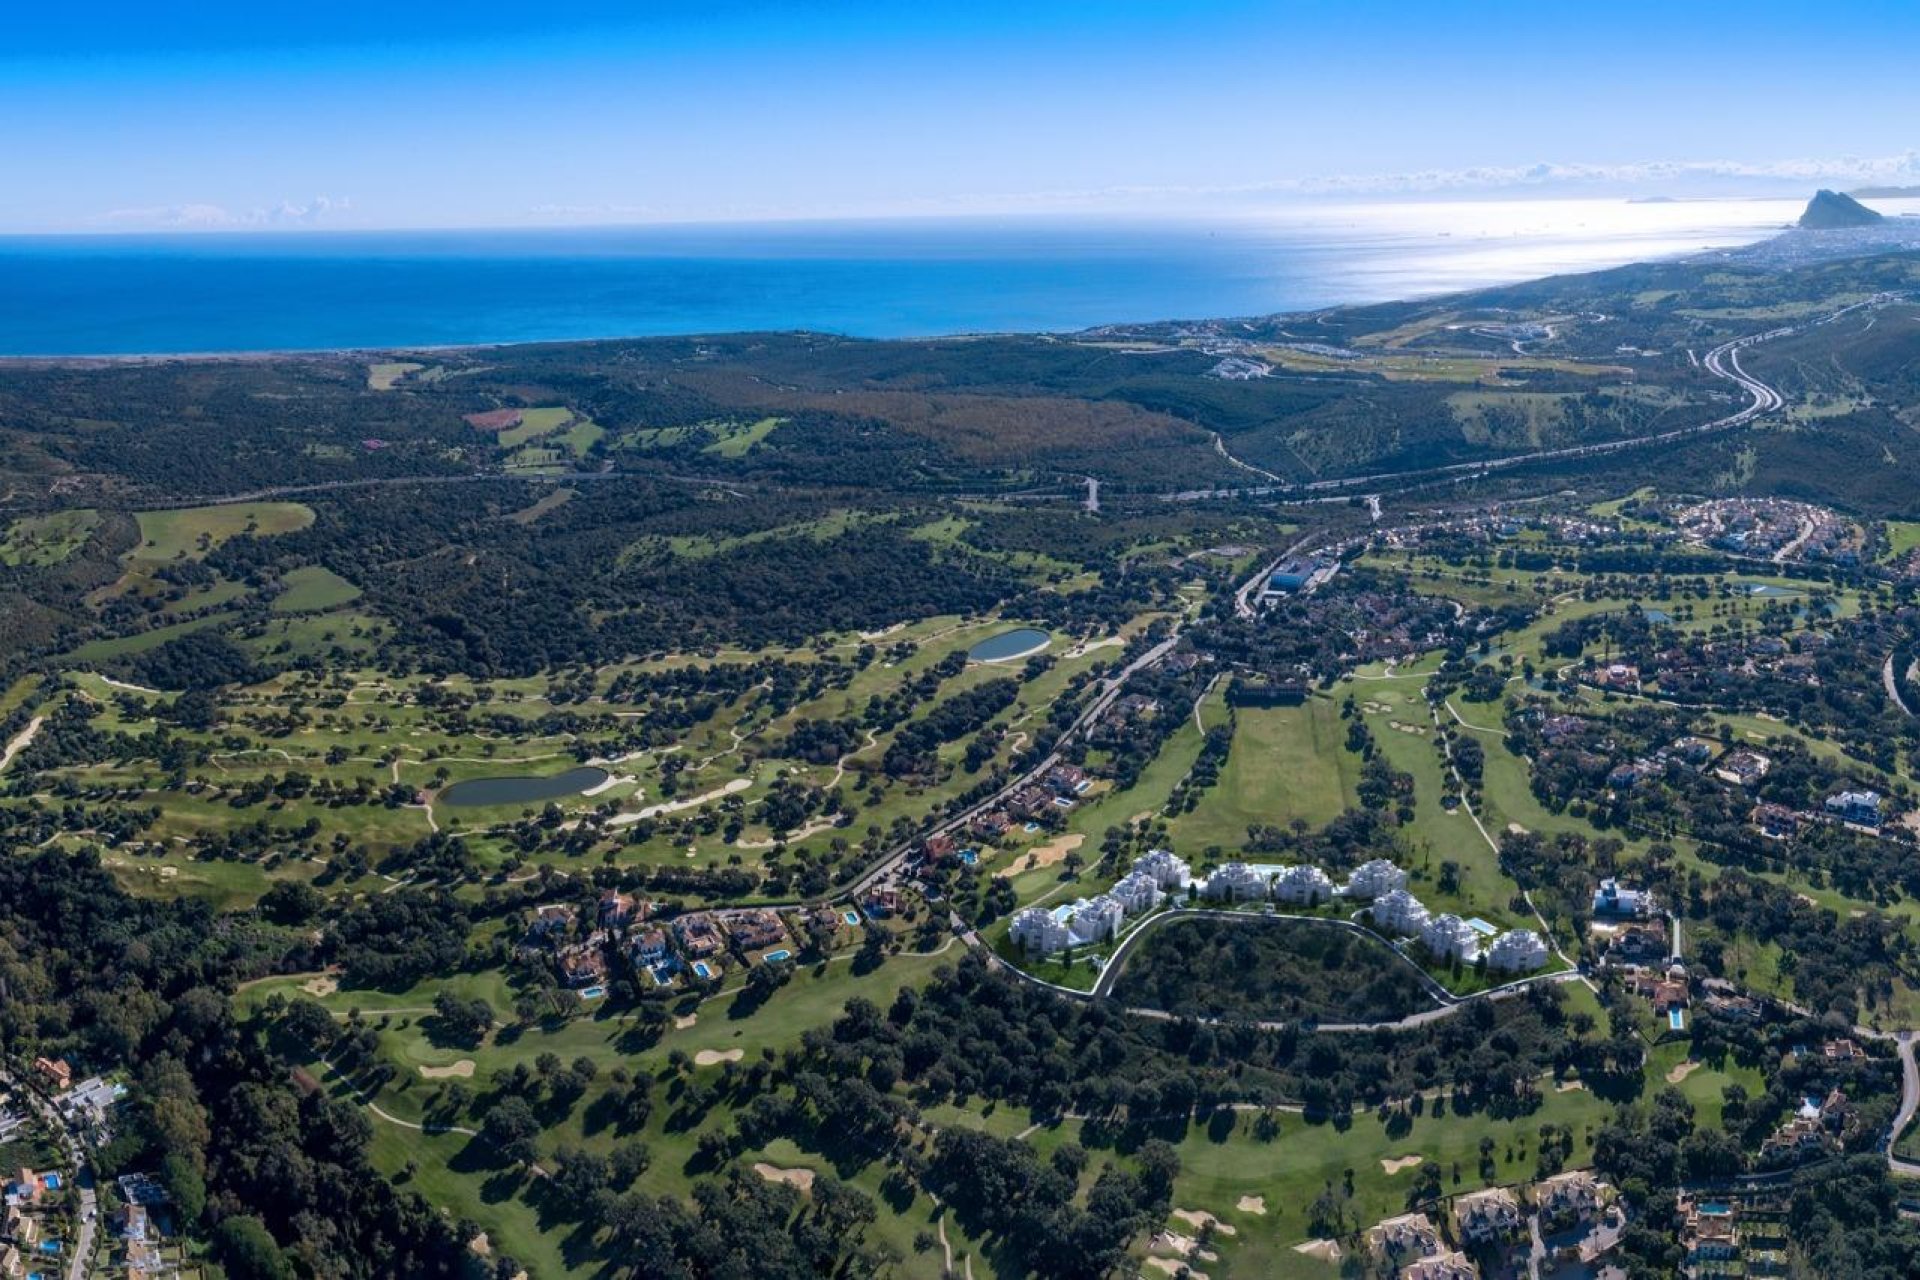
[1380,1155,1423,1175]
[468,1233,491,1257]
[674,1013,698,1029]
[1388,720,1426,735]
[302,976,338,997]
[1293,1239,1345,1264]
[1236,1196,1266,1215]
[1146,1259,1207,1280]
[1556,1079,1588,1093]
[1025,833,1084,869]
[1666,1060,1701,1084]
[418,1060,475,1079]
[1171,1209,1235,1237]
[694,1049,744,1066]
[753,1163,816,1192]
[1507,822,1528,835]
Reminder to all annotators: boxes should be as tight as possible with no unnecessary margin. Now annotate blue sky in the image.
[5,0,1918,232]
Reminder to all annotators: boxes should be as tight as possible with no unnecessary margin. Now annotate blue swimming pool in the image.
[579,985,606,999]
[763,949,792,963]
[1669,1008,1686,1031]
[958,849,978,865]
[842,910,860,926]
[692,961,715,980]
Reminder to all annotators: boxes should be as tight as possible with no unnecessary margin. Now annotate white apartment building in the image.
[1108,871,1163,915]
[1341,858,1407,900]
[1420,913,1482,964]
[1485,928,1550,974]
[1272,863,1335,905]
[1203,861,1269,902]
[1369,887,1431,935]
[1010,906,1072,956]
[1133,848,1192,890]
[1069,894,1126,945]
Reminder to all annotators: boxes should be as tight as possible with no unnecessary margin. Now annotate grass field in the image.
[1169,695,1360,855]
[272,565,362,613]
[131,502,315,563]
[0,508,99,566]
[701,416,783,457]
[366,361,423,390]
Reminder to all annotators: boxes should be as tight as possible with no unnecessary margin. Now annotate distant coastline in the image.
[3,197,1915,358]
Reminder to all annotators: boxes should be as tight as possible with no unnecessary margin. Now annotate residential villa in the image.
[1272,863,1335,906]
[1823,1038,1864,1062]
[1825,788,1884,828]
[724,909,789,953]
[524,902,577,945]
[1400,1254,1478,1280]
[970,809,1012,840]
[1202,861,1269,902]
[1604,921,1670,966]
[1366,1212,1442,1271]
[1045,763,1090,795]
[1590,661,1640,691]
[1485,928,1549,973]
[1631,966,1691,1014]
[32,1058,72,1092]
[1342,858,1407,900]
[1679,1194,1740,1271]
[1132,848,1192,891]
[1420,913,1482,965]
[556,936,609,988]
[1759,1090,1850,1168]
[1592,878,1653,919]
[1751,802,1799,839]
[598,889,641,929]
[1452,1187,1525,1245]
[1371,888,1432,936]
[628,929,669,968]
[1534,1171,1608,1229]
[1713,749,1771,786]
[672,913,726,959]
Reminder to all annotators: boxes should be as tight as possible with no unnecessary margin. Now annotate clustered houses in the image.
[1713,749,1771,786]
[1366,887,1550,974]
[1272,863,1334,905]
[1674,497,1863,565]
[1344,857,1408,899]
[1534,1171,1609,1232]
[1825,788,1884,828]
[1453,1187,1525,1246]
[1677,1190,1790,1277]
[1134,848,1192,890]
[1758,1089,1853,1167]
[1366,1212,1443,1272]
[1400,1254,1478,1280]
[1108,870,1163,914]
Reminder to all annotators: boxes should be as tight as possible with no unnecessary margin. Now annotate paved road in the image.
[1891,1034,1920,1178]
[1885,652,1915,717]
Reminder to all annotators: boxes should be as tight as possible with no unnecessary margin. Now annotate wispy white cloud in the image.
[92,194,352,229]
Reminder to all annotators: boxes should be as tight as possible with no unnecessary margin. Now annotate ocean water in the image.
[0,197,1901,355]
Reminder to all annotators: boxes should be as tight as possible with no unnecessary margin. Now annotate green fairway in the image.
[701,415,783,457]
[272,565,362,613]
[0,508,100,566]
[1169,695,1360,855]
[132,501,315,562]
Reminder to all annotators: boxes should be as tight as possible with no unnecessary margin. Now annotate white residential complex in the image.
[1485,928,1550,973]
[1272,863,1335,905]
[1133,848,1192,890]
[1370,887,1431,935]
[1421,913,1482,964]
[1109,870,1163,914]
[1341,858,1408,900]
[1010,892,1127,956]
[1203,861,1269,902]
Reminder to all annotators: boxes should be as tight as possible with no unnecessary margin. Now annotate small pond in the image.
[967,627,1051,662]
[439,765,609,808]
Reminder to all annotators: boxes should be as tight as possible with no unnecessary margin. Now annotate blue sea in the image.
[0,198,1839,355]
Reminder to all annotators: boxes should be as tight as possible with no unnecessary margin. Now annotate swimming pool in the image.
[692,961,716,980]
[842,910,860,926]
[1668,1008,1686,1031]
[763,949,792,963]
[958,849,979,865]
[1464,917,1499,937]
[579,985,606,999]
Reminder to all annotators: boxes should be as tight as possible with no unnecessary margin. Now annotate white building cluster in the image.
[1367,888,1549,974]
[1009,849,1190,958]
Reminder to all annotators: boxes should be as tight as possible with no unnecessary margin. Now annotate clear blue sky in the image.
[5,0,1917,232]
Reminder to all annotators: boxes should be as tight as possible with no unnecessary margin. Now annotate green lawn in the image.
[272,565,362,613]
[1169,696,1360,856]
[0,508,99,566]
[132,502,314,562]
[701,416,783,458]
